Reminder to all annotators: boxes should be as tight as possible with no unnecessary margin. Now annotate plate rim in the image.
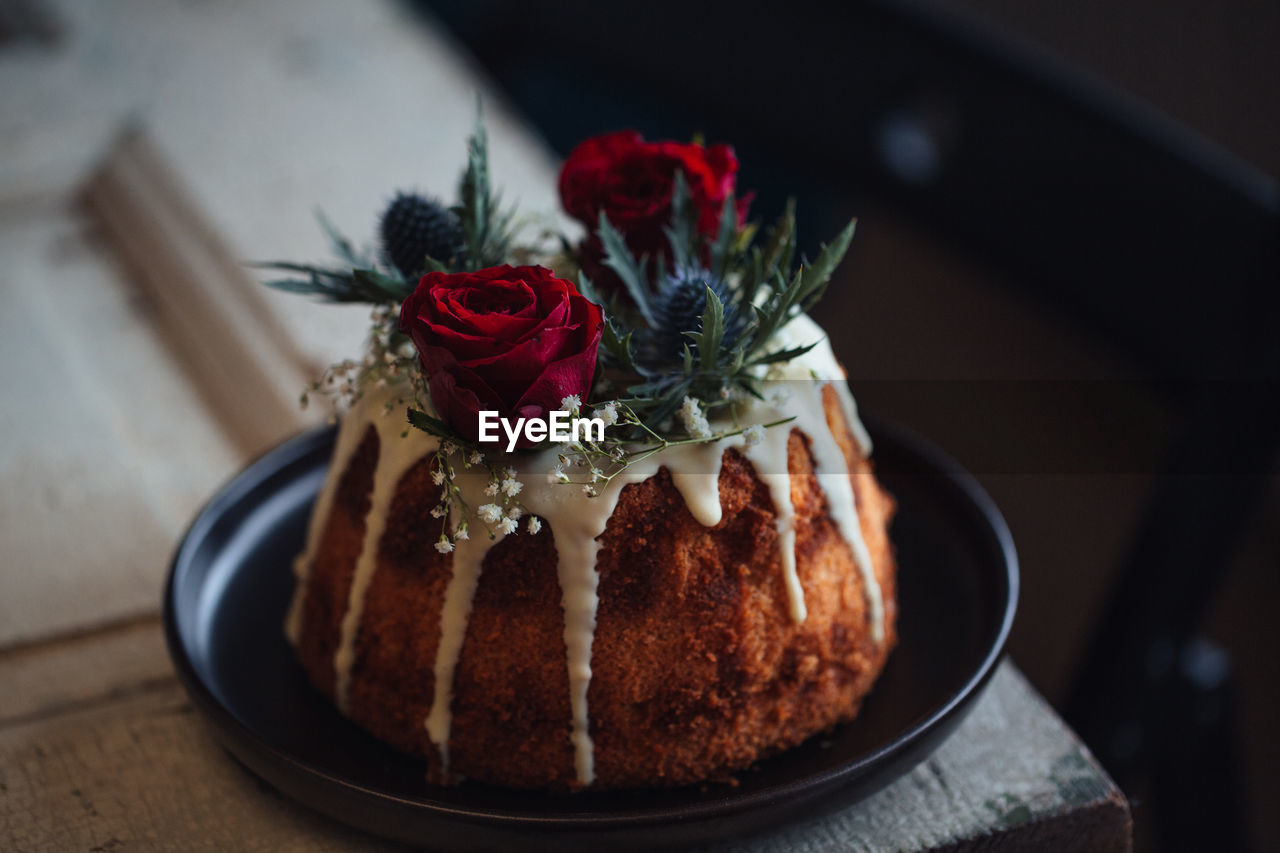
[163,416,1019,833]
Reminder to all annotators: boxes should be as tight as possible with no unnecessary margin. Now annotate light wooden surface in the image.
[0,1,1129,850]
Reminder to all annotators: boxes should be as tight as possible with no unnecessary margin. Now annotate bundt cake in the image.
[284,315,898,790]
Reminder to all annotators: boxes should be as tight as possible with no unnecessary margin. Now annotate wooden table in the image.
[0,1,1131,849]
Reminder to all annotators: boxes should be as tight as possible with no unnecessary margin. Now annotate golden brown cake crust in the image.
[292,388,898,790]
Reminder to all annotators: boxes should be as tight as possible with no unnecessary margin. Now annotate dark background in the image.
[417,1,1280,850]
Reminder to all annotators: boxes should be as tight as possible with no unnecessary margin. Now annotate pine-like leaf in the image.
[352,267,415,302]
[454,102,516,269]
[407,407,454,438]
[748,341,820,366]
[575,270,605,308]
[263,277,327,295]
[797,219,856,303]
[598,212,658,327]
[663,170,697,272]
[316,209,367,267]
[759,200,797,284]
[709,192,738,279]
[689,284,725,371]
[456,117,489,266]
[253,262,404,303]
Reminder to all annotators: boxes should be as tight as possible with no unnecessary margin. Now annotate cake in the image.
[265,121,898,790]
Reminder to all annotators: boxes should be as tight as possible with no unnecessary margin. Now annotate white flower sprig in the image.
[426,445,532,553]
[298,304,422,422]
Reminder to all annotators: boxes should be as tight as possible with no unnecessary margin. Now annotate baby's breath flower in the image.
[743,424,766,448]
[679,396,712,438]
[505,466,518,479]
[501,478,523,497]
[478,503,503,524]
[468,451,484,465]
[583,484,598,497]
[430,504,447,518]
[497,517,518,535]
[560,394,582,412]
[506,505,524,519]
[592,402,619,426]
[484,482,499,496]
[455,525,470,541]
[526,516,542,534]
[434,535,454,554]
[431,469,446,486]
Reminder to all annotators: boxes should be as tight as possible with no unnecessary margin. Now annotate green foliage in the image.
[597,212,657,327]
[258,112,860,452]
[406,407,465,444]
[254,103,518,305]
[582,178,856,432]
[454,101,517,269]
[662,171,697,273]
[253,261,413,304]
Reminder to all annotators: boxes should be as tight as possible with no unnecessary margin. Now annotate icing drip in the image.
[757,315,883,637]
[333,406,435,714]
[803,403,885,642]
[835,382,873,458]
[286,391,393,645]
[304,313,884,786]
[425,490,502,772]
[515,435,728,783]
[666,442,729,527]
[744,423,806,622]
[526,487,612,785]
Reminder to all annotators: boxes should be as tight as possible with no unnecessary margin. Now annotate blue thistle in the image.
[379,192,463,279]
[640,267,746,367]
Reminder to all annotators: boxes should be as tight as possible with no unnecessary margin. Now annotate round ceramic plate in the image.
[164,417,1017,850]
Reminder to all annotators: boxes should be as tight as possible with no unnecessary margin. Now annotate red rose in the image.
[558,130,748,264]
[399,265,603,447]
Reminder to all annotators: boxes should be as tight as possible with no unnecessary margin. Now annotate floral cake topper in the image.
[257,107,855,549]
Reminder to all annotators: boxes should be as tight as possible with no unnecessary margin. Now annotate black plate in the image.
[164,417,1017,851]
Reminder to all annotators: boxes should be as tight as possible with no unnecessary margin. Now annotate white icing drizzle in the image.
[835,382,873,457]
[744,421,807,621]
[803,407,885,642]
[286,391,393,645]
[332,403,435,714]
[666,441,730,527]
[425,491,502,772]
[760,314,884,640]
[303,314,884,786]
[526,483,613,785]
